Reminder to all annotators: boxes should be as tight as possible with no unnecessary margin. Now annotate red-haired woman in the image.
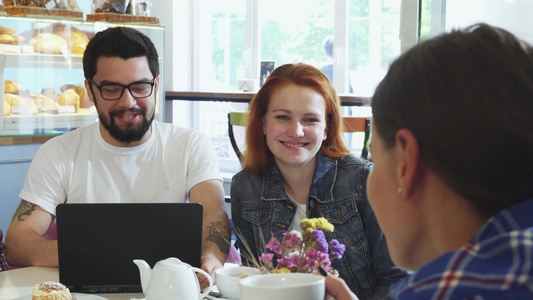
[231,63,406,300]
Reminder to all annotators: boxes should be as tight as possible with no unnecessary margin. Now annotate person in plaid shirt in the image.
[0,230,7,271]
[324,23,533,299]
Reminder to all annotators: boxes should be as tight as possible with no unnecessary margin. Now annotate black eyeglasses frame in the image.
[86,78,157,101]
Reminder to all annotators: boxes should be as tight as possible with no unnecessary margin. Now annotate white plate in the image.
[12,293,108,300]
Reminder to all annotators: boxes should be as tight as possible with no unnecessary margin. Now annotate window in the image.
[172,0,407,174]
[421,0,532,44]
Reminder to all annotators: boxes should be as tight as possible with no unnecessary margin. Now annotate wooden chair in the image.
[228,112,370,165]
[342,116,371,159]
[228,112,248,164]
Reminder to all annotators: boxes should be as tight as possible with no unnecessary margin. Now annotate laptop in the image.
[56,203,203,293]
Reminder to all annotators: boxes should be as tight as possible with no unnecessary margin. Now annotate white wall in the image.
[445,0,533,44]
[0,145,41,235]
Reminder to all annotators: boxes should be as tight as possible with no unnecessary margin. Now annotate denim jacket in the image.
[231,151,407,300]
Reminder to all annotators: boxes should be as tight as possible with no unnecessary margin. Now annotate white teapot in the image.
[133,257,213,300]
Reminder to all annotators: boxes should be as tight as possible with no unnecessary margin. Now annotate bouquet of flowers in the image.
[257,217,345,274]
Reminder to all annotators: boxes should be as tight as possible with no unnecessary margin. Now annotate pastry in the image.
[0,34,15,45]
[4,93,20,106]
[32,281,72,300]
[3,101,10,116]
[34,94,59,114]
[0,25,16,35]
[4,80,21,94]
[30,33,67,54]
[18,0,40,6]
[4,93,38,115]
[2,0,15,6]
[41,87,58,101]
[57,88,80,113]
[51,24,89,55]
[61,84,90,107]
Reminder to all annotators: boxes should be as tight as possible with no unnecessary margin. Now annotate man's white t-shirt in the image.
[19,121,222,216]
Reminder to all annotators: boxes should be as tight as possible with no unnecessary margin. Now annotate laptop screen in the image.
[56,203,203,293]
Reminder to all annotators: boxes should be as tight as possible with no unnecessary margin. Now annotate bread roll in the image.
[41,87,58,101]
[32,281,72,300]
[62,84,90,108]
[31,33,67,54]
[5,93,38,115]
[51,24,89,55]
[3,101,11,116]
[4,93,20,106]
[58,89,80,113]
[4,80,21,94]
[0,26,16,35]
[0,34,15,45]
[34,94,59,114]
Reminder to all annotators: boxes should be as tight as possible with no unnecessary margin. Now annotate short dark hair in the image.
[322,35,334,58]
[372,23,533,217]
[83,27,160,80]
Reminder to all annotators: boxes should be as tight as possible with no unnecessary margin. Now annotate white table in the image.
[0,267,144,300]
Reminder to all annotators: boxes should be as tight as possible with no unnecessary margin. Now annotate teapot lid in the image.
[158,257,190,269]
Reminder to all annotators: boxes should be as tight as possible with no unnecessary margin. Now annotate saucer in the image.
[12,293,107,300]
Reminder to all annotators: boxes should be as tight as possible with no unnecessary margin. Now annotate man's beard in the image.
[97,105,155,144]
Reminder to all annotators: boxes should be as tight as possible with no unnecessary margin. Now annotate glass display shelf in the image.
[0,15,165,139]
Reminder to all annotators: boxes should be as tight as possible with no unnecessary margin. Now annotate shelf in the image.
[0,133,60,145]
[2,109,98,134]
[0,15,165,138]
[1,53,83,69]
[165,91,371,106]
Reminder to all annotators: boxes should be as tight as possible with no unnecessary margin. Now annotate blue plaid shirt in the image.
[391,199,533,300]
[0,229,7,271]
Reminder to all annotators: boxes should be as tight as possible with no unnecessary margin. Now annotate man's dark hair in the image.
[322,35,334,58]
[83,27,160,80]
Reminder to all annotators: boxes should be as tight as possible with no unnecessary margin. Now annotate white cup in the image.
[215,265,261,299]
[239,273,325,300]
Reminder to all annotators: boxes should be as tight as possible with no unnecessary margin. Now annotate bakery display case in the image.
[0,15,165,136]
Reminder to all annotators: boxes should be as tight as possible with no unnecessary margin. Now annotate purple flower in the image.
[259,253,274,266]
[288,253,300,268]
[266,239,283,255]
[276,256,289,268]
[282,232,302,248]
[329,239,346,259]
[256,218,345,275]
[300,256,315,272]
[311,230,329,253]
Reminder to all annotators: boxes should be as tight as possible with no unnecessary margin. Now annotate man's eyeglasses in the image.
[87,78,156,101]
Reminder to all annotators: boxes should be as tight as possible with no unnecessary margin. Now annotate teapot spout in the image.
[133,259,151,293]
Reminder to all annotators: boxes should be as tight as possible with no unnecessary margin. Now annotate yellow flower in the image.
[300,217,334,232]
[272,268,291,273]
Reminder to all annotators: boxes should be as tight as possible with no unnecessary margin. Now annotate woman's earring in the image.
[397,187,403,195]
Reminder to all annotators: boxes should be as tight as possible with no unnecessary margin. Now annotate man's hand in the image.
[189,180,230,291]
[198,255,223,290]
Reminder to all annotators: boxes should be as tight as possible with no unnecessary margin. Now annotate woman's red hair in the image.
[243,63,351,175]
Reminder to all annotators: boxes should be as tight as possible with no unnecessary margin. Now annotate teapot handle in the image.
[193,267,213,299]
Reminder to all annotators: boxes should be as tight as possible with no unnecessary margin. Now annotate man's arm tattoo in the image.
[12,200,38,222]
[206,221,231,254]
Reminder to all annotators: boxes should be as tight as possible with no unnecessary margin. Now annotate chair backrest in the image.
[342,116,371,159]
[228,112,370,165]
[228,112,248,164]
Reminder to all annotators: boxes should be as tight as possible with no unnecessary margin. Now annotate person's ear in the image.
[154,76,160,93]
[395,128,421,198]
[85,79,95,103]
